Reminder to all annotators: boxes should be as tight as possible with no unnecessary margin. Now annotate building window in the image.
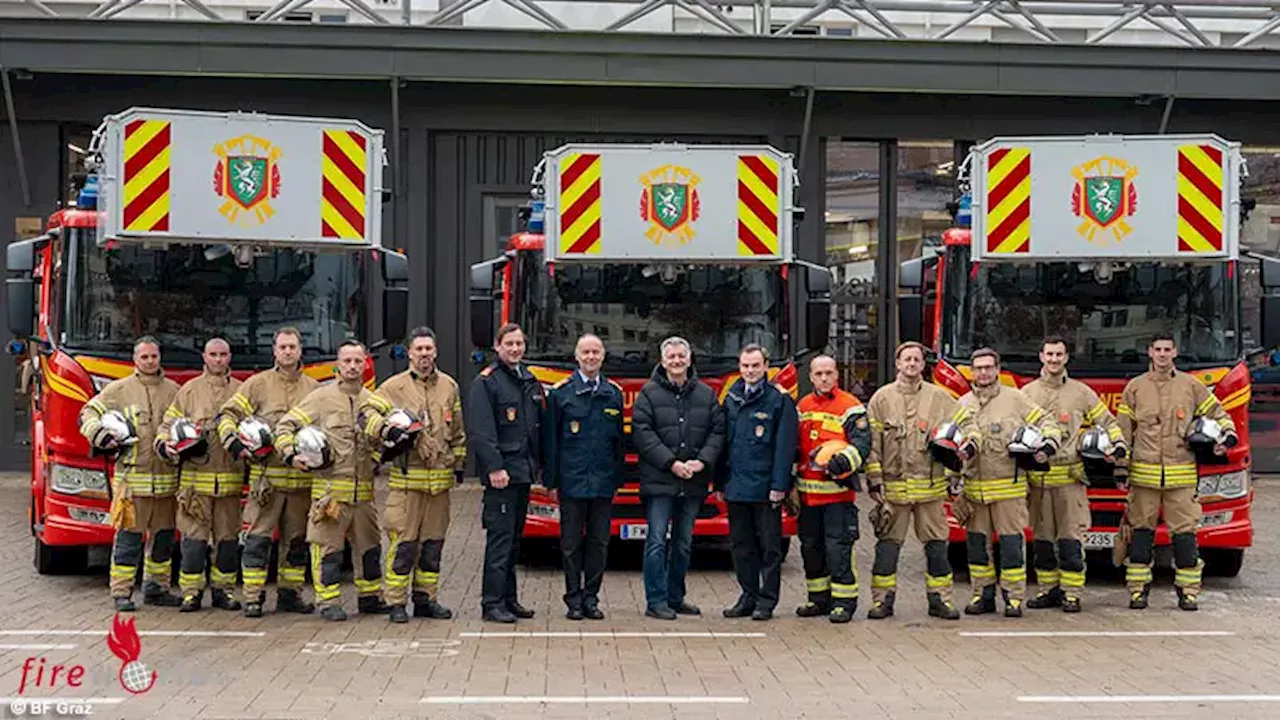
[826,140,880,400]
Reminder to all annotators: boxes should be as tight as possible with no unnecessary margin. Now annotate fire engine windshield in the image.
[947,254,1240,372]
[518,253,785,372]
[61,229,364,363]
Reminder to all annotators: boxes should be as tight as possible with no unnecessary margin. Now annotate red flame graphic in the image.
[107,613,142,663]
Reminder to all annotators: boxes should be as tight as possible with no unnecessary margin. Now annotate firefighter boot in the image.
[358,595,391,615]
[1002,589,1023,618]
[867,592,895,620]
[413,592,454,619]
[1176,587,1199,612]
[276,588,315,615]
[142,582,182,607]
[1129,585,1151,610]
[964,585,997,615]
[1026,586,1064,610]
[211,588,241,612]
[927,593,960,620]
[796,599,831,617]
[829,599,856,624]
[244,591,265,618]
[388,605,409,624]
[114,597,136,613]
[179,592,202,613]
[1062,594,1082,613]
[321,606,347,622]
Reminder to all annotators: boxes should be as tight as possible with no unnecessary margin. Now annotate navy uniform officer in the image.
[465,322,547,624]
[543,333,625,621]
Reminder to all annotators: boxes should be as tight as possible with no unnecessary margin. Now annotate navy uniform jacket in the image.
[719,378,799,503]
[543,372,625,499]
[465,362,546,487]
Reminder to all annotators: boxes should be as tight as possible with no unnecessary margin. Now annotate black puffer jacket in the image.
[632,364,726,498]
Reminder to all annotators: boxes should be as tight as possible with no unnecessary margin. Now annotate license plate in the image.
[620,524,648,540]
[1082,531,1116,549]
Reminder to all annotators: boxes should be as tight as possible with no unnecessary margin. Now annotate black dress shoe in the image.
[751,608,773,621]
[507,602,536,619]
[566,607,585,621]
[671,601,701,615]
[484,607,518,623]
[722,601,756,618]
[583,606,605,620]
[645,606,677,620]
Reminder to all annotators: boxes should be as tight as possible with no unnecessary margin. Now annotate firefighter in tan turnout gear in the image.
[79,336,182,611]
[218,328,319,618]
[360,327,467,624]
[1117,334,1237,612]
[277,340,389,622]
[155,338,243,613]
[958,348,1062,618]
[864,342,974,621]
[1021,336,1126,613]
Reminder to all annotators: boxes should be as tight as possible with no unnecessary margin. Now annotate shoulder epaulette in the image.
[607,378,624,392]
[479,366,494,377]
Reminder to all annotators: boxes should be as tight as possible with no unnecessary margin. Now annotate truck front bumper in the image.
[38,495,114,547]
[523,489,800,540]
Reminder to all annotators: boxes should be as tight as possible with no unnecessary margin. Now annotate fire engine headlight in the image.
[50,464,109,495]
[1198,469,1250,502]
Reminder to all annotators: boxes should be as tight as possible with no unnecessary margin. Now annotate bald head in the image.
[575,333,604,378]
[204,337,231,376]
[809,354,839,395]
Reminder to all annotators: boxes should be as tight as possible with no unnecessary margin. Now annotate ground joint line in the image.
[422,696,751,704]
[1019,695,1280,704]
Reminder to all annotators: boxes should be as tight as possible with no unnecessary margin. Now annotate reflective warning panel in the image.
[542,143,796,262]
[95,107,384,248]
[969,134,1240,262]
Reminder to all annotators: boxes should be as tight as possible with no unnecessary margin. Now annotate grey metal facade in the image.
[3,20,1280,468]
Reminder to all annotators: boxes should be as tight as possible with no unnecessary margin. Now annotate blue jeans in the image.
[642,494,702,610]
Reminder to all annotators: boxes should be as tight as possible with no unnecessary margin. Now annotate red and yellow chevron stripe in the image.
[121,119,172,233]
[558,153,602,255]
[1177,144,1224,254]
[985,147,1032,255]
[737,154,780,256]
[321,129,368,241]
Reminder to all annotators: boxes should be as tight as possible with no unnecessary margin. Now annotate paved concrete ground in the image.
[0,473,1277,720]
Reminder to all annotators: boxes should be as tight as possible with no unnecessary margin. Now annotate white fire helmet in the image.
[1186,417,1225,448]
[380,409,424,462]
[928,422,967,472]
[295,426,332,470]
[99,410,139,446]
[1007,425,1050,471]
[168,418,208,460]
[236,417,275,459]
[1078,426,1114,461]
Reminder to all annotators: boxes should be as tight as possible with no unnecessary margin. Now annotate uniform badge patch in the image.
[1176,408,1186,419]
[918,419,927,431]
[570,421,580,434]
[507,407,517,422]
[1059,412,1071,423]
[755,425,765,438]
[443,410,453,423]
[754,412,768,420]
[809,429,819,441]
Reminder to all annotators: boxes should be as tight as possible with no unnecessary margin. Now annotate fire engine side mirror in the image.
[6,238,37,340]
[382,287,408,346]
[798,262,830,355]
[897,256,928,345]
[1257,254,1280,350]
[470,257,507,350]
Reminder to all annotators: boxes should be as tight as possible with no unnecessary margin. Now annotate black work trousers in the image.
[480,483,531,612]
[727,501,784,612]
[559,496,613,611]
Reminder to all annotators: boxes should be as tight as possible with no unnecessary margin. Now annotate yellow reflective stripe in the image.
[310,545,341,601]
[285,407,312,425]
[1059,570,1085,589]
[85,398,107,415]
[1026,407,1044,424]
[969,564,996,579]
[1126,566,1154,582]
[1036,569,1061,585]
[869,419,884,431]
[1174,560,1204,587]
[110,564,136,579]
[1195,395,1218,415]
[312,479,375,503]
[452,446,467,457]
[1117,403,1134,417]
[363,413,383,437]
[871,574,896,589]
[799,412,845,434]
[179,470,244,496]
[883,477,948,503]
[925,573,953,589]
[143,558,170,576]
[831,582,859,599]
[840,406,865,423]
[806,576,831,592]
[963,477,1027,502]
[1027,463,1081,488]
[163,404,183,419]
[797,478,847,495]
[1085,402,1107,422]
[368,393,393,413]
[387,468,455,493]
[353,577,381,594]
[864,462,883,474]
[952,406,970,424]
[841,446,863,470]
[1107,425,1123,441]
[1129,462,1198,488]
[229,392,253,414]
[1001,567,1027,583]
[277,567,306,584]
[217,415,238,441]
[414,570,440,586]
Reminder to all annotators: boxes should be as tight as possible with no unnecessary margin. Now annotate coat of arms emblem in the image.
[1070,156,1138,244]
[213,135,283,226]
[639,164,701,245]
